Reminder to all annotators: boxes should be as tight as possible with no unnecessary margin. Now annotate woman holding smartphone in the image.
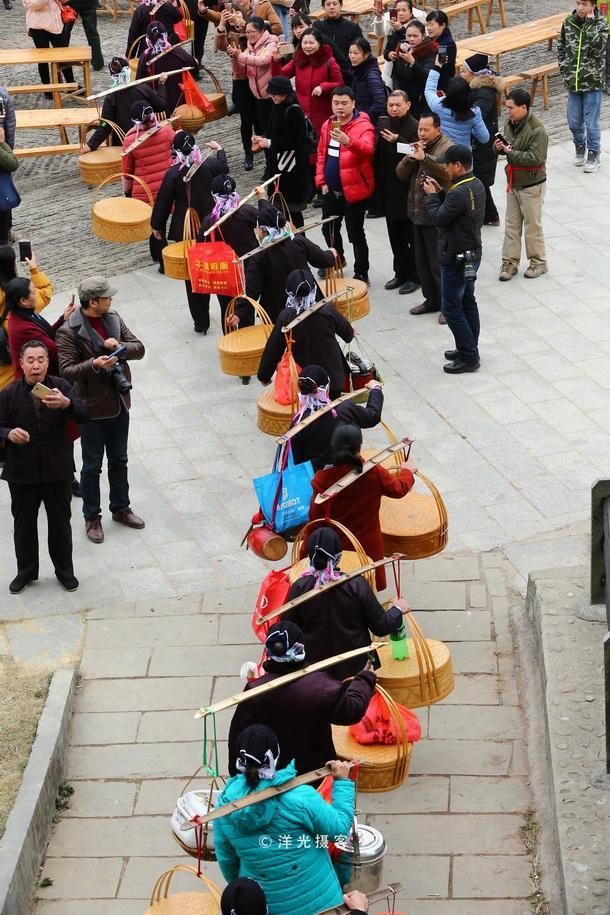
[0,247,53,392]
[388,19,437,118]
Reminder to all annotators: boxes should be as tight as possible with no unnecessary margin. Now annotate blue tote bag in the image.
[253,444,314,534]
[0,173,20,212]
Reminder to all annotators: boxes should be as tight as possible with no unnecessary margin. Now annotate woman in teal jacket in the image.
[214,724,355,915]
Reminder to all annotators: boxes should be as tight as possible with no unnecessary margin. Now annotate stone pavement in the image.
[0,138,607,911]
[33,552,541,914]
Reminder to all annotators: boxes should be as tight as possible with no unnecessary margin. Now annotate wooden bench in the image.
[15,107,99,157]
[443,0,491,35]
[519,62,560,109]
[8,82,79,95]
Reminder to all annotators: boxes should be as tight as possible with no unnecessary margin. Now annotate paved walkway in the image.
[0,139,598,911]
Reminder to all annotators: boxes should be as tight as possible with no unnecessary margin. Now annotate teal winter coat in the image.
[213,762,355,915]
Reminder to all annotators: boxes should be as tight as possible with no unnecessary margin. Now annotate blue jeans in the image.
[80,408,130,521]
[441,258,481,364]
[272,3,291,38]
[567,89,601,153]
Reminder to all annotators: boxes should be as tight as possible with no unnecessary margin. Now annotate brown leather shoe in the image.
[112,509,145,530]
[410,302,439,315]
[86,518,104,544]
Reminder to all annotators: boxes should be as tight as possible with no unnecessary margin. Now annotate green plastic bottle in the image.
[389,620,409,661]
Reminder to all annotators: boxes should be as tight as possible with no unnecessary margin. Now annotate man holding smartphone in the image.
[56,277,145,545]
[0,341,88,594]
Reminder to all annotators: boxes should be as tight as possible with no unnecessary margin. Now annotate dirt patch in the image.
[0,658,50,839]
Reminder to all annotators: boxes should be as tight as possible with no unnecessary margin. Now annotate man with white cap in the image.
[56,277,145,544]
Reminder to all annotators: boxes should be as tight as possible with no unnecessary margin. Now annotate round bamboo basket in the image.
[218,297,272,377]
[256,388,295,436]
[144,864,221,915]
[376,626,454,709]
[364,423,448,559]
[289,519,375,590]
[177,0,195,40]
[172,103,205,134]
[198,67,228,122]
[332,685,412,792]
[92,173,153,243]
[79,119,126,186]
[162,209,201,280]
[127,34,143,77]
[325,267,370,321]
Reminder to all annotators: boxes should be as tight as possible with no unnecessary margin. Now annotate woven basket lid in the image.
[94,197,151,225]
[332,723,412,766]
[289,550,369,584]
[257,387,295,415]
[332,277,368,303]
[219,325,271,356]
[144,891,219,915]
[163,240,187,258]
[380,491,441,538]
[83,147,122,164]
[376,639,451,682]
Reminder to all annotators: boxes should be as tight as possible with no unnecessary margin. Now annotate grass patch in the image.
[0,658,50,839]
[520,806,551,914]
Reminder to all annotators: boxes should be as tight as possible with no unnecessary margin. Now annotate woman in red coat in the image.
[308,424,416,590]
[271,29,342,142]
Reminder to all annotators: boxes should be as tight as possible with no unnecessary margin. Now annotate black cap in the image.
[438,144,472,167]
[267,76,293,96]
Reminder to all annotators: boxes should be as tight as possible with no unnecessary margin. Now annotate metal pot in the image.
[335,824,386,894]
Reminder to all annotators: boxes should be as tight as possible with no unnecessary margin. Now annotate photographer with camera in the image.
[422,144,485,374]
[56,276,145,544]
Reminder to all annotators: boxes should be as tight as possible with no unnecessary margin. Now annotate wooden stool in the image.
[519,62,559,110]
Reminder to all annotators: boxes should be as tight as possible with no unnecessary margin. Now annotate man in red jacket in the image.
[315,85,376,284]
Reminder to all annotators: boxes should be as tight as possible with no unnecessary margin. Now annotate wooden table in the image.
[456,12,567,72]
[0,46,93,107]
[15,107,100,157]
[310,0,393,22]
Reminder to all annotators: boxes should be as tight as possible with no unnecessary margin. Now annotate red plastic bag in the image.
[188,240,243,296]
[180,71,215,115]
[349,692,421,745]
[274,337,301,406]
[251,568,291,642]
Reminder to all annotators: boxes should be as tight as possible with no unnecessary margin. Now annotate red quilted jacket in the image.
[315,110,376,204]
[272,45,342,136]
[121,122,175,202]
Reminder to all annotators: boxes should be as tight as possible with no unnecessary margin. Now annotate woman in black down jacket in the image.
[290,364,384,471]
[461,54,503,226]
[257,269,353,398]
[387,20,437,118]
[151,131,229,333]
[348,37,387,126]
[284,527,407,680]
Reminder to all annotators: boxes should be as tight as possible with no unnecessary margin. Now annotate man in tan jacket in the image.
[396,111,454,319]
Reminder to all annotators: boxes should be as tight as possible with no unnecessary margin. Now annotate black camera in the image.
[456,250,477,280]
[108,362,132,394]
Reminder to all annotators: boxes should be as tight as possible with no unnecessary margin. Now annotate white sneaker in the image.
[574,145,586,166]
[584,150,600,173]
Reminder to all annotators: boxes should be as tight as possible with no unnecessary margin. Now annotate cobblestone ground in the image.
[4,0,610,289]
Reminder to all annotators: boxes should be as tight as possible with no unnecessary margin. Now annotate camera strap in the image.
[80,311,108,355]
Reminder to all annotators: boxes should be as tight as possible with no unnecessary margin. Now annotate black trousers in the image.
[150,233,167,264]
[484,184,499,223]
[9,479,74,580]
[193,15,208,64]
[29,27,75,84]
[76,7,104,70]
[386,217,418,283]
[185,282,231,332]
[412,223,441,310]
[0,210,11,246]
[233,79,258,156]
[322,192,369,276]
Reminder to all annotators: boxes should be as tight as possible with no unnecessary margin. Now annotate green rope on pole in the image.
[202,711,220,778]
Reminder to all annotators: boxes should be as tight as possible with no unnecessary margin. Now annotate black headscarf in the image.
[264,621,306,666]
[235,724,280,783]
[221,877,268,915]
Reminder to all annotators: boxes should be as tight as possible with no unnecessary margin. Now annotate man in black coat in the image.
[316,0,362,82]
[227,621,376,775]
[375,89,420,295]
[423,144,485,374]
[0,341,89,594]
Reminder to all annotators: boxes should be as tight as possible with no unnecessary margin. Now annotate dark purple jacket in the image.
[227,666,376,775]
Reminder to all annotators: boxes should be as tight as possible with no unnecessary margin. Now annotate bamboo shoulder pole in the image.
[203,174,280,236]
[86,67,192,100]
[314,439,414,504]
[275,389,370,443]
[194,641,383,718]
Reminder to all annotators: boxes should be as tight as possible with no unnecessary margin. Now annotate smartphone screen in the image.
[19,240,32,263]
[389,6,398,19]
[377,116,391,132]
